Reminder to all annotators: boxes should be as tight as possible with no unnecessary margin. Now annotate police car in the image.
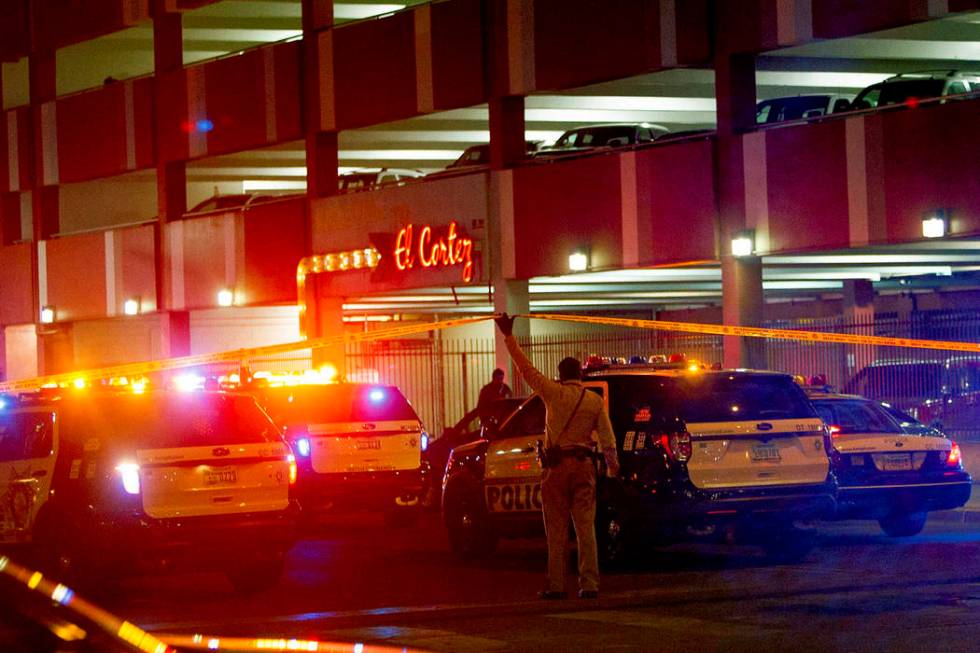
[243,375,427,527]
[0,387,299,592]
[807,388,971,536]
[441,360,836,562]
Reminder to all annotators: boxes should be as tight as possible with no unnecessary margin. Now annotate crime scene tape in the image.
[522,313,980,354]
[0,316,491,393]
[3,311,978,393]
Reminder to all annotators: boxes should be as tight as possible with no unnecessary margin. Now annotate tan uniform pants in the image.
[541,456,598,592]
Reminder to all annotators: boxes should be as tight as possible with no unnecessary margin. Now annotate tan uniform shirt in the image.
[504,335,616,452]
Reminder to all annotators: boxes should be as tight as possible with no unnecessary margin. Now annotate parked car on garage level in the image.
[533,123,670,158]
[186,192,293,215]
[338,167,424,192]
[442,359,835,564]
[755,94,853,124]
[851,70,980,110]
[807,387,971,536]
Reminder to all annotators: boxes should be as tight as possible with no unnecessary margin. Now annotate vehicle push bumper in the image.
[835,471,972,518]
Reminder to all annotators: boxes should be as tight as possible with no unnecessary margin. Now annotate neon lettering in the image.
[393,221,474,282]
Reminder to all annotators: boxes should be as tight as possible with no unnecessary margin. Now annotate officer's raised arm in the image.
[493,314,561,402]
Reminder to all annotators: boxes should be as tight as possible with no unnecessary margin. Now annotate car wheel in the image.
[226,555,285,594]
[445,490,497,558]
[597,507,634,569]
[33,515,101,589]
[878,511,927,537]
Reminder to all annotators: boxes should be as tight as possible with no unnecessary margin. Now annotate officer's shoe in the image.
[538,590,568,600]
[578,590,599,599]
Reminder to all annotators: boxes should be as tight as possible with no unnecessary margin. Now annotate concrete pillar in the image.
[302,0,338,201]
[715,47,765,369]
[488,96,526,170]
[493,279,529,378]
[721,254,765,370]
[843,279,875,378]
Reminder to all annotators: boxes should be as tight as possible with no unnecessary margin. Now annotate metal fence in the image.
[215,310,980,441]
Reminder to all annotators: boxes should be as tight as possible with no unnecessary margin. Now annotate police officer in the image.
[494,313,619,599]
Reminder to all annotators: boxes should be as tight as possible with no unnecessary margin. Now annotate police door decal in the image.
[485,396,544,513]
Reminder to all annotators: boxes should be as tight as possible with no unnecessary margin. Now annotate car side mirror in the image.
[802,108,826,119]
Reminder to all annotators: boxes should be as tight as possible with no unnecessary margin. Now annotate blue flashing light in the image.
[0,399,5,410]
[420,432,429,452]
[296,437,311,458]
[196,119,214,133]
[369,388,385,403]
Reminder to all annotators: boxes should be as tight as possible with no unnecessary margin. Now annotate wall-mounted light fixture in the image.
[922,210,948,239]
[568,247,590,272]
[39,306,55,324]
[217,289,234,307]
[731,229,755,257]
[123,297,141,316]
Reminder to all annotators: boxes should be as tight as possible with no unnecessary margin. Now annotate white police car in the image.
[0,388,299,592]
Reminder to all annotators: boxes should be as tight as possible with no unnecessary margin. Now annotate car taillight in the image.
[666,431,692,462]
[946,442,962,468]
[826,425,840,453]
[115,462,141,495]
[286,454,298,484]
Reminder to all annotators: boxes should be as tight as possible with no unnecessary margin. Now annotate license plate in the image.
[750,444,781,462]
[205,468,237,485]
[877,453,912,471]
[354,439,382,450]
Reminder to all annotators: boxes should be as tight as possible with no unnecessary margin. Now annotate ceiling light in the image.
[40,306,55,324]
[123,298,140,316]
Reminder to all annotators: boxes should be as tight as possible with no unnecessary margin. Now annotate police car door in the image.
[0,408,57,544]
[484,396,544,515]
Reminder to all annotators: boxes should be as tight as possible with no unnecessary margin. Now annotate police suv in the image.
[0,388,299,592]
[441,362,836,562]
[245,378,428,527]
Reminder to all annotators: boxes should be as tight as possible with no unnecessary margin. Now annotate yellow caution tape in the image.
[521,313,980,354]
[4,311,977,393]
[0,316,490,393]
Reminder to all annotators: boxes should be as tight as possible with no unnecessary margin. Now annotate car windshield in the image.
[339,173,378,190]
[878,79,946,106]
[189,195,253,212]
[556,126,636,148]
[812,399,903,434]
[256,384,419,426]
[61,393,278,448]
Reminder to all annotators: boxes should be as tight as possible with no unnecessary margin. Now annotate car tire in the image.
[444,489,497,558]
[878,511,927,537]
[596,507,634,569]
[226,555,285,594]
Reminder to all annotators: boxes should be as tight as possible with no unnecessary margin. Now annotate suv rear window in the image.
[60,393,277,449]
[678,375,817,422]
[256,384,419,426]
[878,79,945,106]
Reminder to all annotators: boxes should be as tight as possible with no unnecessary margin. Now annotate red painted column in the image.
[0,65,17,247]
[152,1,190,358]
[303,0,338,201]
[714,48,765,369]
[29,47,58,242]
[486,0,529,170]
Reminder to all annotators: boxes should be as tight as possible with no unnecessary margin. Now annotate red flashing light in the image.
[584,355,608,370]
[658,432,692,462]
[667,353,686,363]
[947,442,962,468]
